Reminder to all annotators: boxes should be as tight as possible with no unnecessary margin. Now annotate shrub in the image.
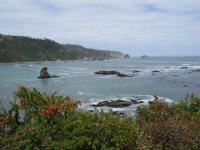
[0,87,139,149]
[136,95,200,149]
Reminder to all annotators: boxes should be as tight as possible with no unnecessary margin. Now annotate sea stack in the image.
[38,67,51,79]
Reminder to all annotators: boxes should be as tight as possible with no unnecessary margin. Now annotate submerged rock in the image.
[38,67,60,79]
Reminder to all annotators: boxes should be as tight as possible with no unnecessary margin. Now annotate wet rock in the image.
[172,75,178,77]
[91,100,131,108]
[38,67,50,79]
[192,69,200,72]
[130,98,144,104]
[152,70,160,73]
[180,66,188,69]
[38,67,60,79]
[95,70,120,75]
[116,73,132,77]
[95,70,132,77]
[133,70,140,73]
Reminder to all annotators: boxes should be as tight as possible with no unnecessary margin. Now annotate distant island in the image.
[0,34,130,63]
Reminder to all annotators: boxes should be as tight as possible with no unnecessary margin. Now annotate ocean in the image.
[1,56,200,115]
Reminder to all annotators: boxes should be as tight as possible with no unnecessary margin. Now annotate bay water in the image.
[1,56,200,115]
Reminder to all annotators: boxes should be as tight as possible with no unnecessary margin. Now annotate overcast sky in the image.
[0,0,200,56]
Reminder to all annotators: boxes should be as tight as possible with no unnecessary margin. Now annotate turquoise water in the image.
[1,57,200,115]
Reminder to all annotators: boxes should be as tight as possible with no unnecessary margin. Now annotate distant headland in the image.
[0,34,130,63]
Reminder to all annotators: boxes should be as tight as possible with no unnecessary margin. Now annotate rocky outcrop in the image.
[95,71,120,75]
[140,55,151,59]
[152,70,160,73]
[124,54,130,58]
[91,98,144,108]
[130,98,144,104]
[95,70,132,77]
[192,69,200,72]
[180,66,188,69]
[133,70,140,73]
[38,67,60,79]
[91,100,132,108]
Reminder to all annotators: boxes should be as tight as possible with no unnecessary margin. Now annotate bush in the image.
[0,87,139,150]
[1,87,200,149]
[136,95,200,149]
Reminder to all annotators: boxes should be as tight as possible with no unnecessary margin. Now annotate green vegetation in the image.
[0,87,200,149]
[0,34,129,63]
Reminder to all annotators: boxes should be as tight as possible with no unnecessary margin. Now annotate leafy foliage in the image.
[0,87,138,149]
[1,87,200,149]
[136,95,200,149]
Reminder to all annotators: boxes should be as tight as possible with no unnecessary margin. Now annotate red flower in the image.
[47,104,59,115]
[41,110,46,117]
[20,100,25,107]
[66,96,71,101]
[48,107,54,115]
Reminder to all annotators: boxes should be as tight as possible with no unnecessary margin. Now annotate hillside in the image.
[0,34,129,63]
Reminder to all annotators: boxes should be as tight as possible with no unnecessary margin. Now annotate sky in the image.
[0,0,200,56]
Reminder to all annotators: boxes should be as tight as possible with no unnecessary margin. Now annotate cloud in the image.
[0,0,200,56]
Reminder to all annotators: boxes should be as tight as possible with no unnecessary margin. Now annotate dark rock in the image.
[180,66,188,69]
[140,55,151,59]
[148,101,156,105]
[116,73,132,77]
[184,85,187,87]
[133,70,140,73]
[38,67,60,79]
[152,70,160,73]
[95,70,120,75]
[130,98,144,104]
[95,70,132,77]
[172,75,178,77]
[38,67,50,79]
[91,100,131,108]
[50,75,60,78]
[192,69,200,72]
[124,54,130,58]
